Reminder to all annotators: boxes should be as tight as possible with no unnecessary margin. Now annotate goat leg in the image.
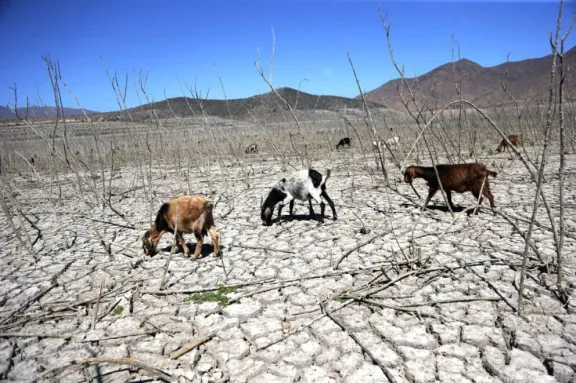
[277,204,285,224]
[423,188,437,211]
[321,190,337,220]
[209,228,220,257]
[192,233,203,260]
[308,199,316,218]
[289,200,295,219]
[176,232,188,257]
[446,191,457,211]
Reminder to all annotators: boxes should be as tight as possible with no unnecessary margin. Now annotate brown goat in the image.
[142,195,220,259]
[496,135,519,153]
[245,143,258,154]
[404,163,497,214]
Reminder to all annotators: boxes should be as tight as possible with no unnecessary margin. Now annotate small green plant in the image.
[188,285,240,307]
[332,297,346,303]
[113,305,124,316]
[487,148,494,155]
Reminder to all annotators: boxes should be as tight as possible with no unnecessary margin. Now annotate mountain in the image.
[359,46,576,110]
[97,87,387,121]
[0,105,99,119]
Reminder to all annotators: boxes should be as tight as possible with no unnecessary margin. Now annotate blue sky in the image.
[0,0,574,112]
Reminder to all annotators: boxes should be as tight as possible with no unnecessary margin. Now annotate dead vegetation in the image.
[0,1,575,382]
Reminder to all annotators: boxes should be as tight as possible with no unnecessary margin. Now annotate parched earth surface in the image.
[1,150,576,382]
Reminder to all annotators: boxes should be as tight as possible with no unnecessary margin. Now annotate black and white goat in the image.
[261,169,337,226]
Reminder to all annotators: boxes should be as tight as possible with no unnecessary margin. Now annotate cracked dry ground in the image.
[1,151,576,382]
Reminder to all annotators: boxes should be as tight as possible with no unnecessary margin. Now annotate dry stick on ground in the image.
[227,282,299,305]
[493,209,548,266]
[466,264,518,312]
[90,278,105,331]
[333,231,389,269]
[144,259,424,297]
[168,334,215,360]
[230,244,296,254]
[322,303,398,383]
[400,296,502,308]
[0,260,74,326]
[80,329,157,343]
[518,2,565,316]
[0,332,72,340]
[37,357,171,383]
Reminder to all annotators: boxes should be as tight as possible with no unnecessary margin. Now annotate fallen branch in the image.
[230,244,295,254]
[38,357,171,382]
[0,332,72,339]
[81,329,157,343]
[333,231,389,269]
[323,304,398,383]
[91,278,105,331]
[168,334,214,359]
[399,296,502,307]
[227,282,298,305]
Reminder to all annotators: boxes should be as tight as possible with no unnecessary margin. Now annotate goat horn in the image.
[260,196,263,208]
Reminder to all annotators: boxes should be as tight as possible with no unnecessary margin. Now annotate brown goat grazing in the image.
[245,143,258,154]
[142,195,220,259]
[404,163,497,214]
[496,135,519,153]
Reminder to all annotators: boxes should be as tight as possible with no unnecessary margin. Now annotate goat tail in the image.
[325,168,332,181]
[154,203,170,231]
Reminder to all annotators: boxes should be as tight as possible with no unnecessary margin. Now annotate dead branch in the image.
[168,334,215,359]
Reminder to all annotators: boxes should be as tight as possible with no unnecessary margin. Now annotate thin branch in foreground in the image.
[323,303,398,383]
[168,334,214,360]
[37,357,171,382]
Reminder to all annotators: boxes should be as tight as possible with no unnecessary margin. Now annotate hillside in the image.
[0,105,99,119]
[360,46,576,110]
[97,87,388,121]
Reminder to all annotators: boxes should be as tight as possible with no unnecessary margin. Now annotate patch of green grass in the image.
[113,305,124,316]
[332,297,346,303]
[188,285,241,307]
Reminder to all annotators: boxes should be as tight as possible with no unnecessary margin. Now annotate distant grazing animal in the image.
[245,143,258,154]
[142,195,220,259]
[496,135,519,153]
[336,137,351,149]
[403,163,497,214]
[385,136,400,147]
[261,168,337,226]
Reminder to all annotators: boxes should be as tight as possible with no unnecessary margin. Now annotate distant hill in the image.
[359,46,576,110]
[97,87,388,121]
[0,105,99,119]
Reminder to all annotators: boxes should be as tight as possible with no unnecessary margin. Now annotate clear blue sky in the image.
[0,0,574,113]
